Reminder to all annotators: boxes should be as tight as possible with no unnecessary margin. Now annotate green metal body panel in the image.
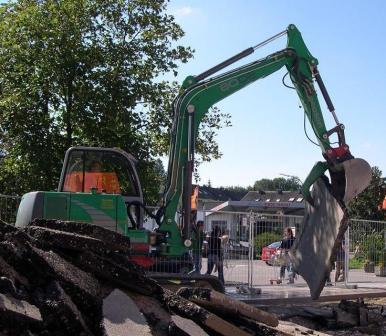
[44,193,69,220]
[160,24,333,256]
[42,191,129,235]
[127,229,149,244]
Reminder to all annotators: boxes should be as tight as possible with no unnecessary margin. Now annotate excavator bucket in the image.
[290,178,349,299]
[290,158,371,299]
[341,158,372,204]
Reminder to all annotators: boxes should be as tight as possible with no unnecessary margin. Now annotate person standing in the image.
[325,259,334,286]
[221,229,230,268]
[190,220,205,274]
[279,227,295,284]
[205,226,224,284]
[335,240,346,282]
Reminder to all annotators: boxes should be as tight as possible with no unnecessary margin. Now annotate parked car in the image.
[261,241,281,265]
[227,240,249,258]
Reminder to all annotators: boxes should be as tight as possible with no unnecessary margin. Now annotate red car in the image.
[261,241,281,265]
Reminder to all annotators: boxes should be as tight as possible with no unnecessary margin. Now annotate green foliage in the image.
[0,0,230,203]
[349,257,364,269]
[254,231,282,257]
[223,185,253,194]
[377,249,386,267]
[348,167,386,220]
[361,232,384,262]
[253,176,301,191]
[137,158,166,206]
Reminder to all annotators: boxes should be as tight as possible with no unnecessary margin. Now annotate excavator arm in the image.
[158,24,371,298]
[160,24,368,245]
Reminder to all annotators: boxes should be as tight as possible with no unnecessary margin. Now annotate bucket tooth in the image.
[289,178,348,300]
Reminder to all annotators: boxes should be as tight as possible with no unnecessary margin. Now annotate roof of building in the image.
[202,190,305,216]
[200,200,224,211]
[241,190,303,203]
[198,185,245,202]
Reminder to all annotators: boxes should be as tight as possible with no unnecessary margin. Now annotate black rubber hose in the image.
[126,201,165,228]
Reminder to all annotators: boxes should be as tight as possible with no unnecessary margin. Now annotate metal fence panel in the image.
[347,219,386,283]
[0,194,21,225]
[202,210,386,286]
[202,210,305,286]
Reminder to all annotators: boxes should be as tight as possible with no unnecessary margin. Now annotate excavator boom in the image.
[159,24,371,298]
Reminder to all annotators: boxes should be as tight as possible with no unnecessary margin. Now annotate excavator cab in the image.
[59,147,140,196]
[58,147,144,229]
[16,147,144,233]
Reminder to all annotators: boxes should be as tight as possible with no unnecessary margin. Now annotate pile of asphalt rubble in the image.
[0,219,385,336]
[0,219,279,336]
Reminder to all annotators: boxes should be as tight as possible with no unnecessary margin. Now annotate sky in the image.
[166,0,386,188]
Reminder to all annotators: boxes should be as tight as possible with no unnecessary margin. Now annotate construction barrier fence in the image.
[0,194,21,225]
[1,194,386,287]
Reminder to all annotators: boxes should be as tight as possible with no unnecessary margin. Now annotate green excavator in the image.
[15,24,372,298]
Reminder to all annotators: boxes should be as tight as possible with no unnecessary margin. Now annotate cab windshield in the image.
[62,150,139,196]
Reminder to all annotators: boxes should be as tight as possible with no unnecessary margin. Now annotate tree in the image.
[348,166,386,220]
[206,179,212,188]
[253,177,301,191]
[0,0,230,202]
[139,158,166,205]
[223,185,251,194]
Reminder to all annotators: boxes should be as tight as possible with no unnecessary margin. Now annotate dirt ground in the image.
[264,297,386,335]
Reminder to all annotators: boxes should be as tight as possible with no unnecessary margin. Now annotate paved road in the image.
[201,258,386,287]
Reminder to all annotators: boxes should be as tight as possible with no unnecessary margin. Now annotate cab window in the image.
[62,150,139,197]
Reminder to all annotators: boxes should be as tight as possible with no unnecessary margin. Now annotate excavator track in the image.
[147,272,225,293]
